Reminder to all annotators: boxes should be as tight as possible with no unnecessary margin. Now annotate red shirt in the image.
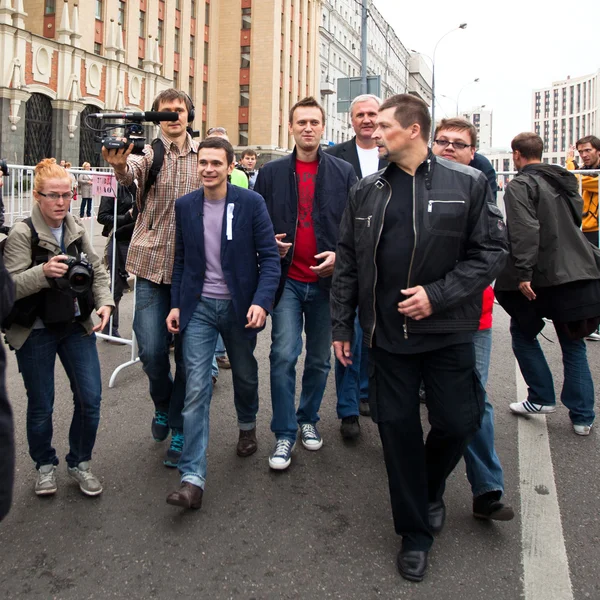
[288,159,319,283]
[479,286,494,330]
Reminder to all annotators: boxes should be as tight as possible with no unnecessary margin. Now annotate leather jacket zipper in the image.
[370,180,392,346]
[404,177,418,339]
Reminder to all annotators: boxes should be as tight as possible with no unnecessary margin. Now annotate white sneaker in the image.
[300,423,323,450]
[573,423,593,436]
[35,464,57,496]
[585,332,600,341]
[268,439,295,470]
[509,400,556,415]
[67,461,103,496]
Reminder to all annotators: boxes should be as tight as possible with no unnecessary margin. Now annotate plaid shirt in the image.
[118,131,199,284]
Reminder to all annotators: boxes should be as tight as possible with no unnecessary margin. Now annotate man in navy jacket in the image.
[254,97,357,471]
[165,137,280,509]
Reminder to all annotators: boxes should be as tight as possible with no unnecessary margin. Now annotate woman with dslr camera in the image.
[3,158,114,498]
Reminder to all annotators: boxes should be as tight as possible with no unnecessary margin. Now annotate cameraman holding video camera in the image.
[101,89,200,468]
[3,158,114,498]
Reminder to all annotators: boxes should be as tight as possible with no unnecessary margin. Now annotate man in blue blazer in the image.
[165,136,281,509]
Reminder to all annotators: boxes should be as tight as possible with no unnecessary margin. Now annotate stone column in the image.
[0,88,29,164]
[50,99,85,165]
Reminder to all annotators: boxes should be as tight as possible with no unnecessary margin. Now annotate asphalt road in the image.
[0,221,598,599]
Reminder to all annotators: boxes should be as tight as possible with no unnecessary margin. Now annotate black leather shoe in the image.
[166,482,203,509]
[473,491,515,521]
[397,550,428,582]
[237,428,258,457]
[340,415,360,440]
[428,500,446,533]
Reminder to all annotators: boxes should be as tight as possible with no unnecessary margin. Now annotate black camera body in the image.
[60,254,94,294]
[99,122,146,155]
[0,159,8,176]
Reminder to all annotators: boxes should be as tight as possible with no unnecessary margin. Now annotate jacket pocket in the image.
[424,199,466,237]
[354,215,372,244]
[487,203,507,242]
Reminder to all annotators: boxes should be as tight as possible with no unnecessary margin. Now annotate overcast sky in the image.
[373,0,599,149]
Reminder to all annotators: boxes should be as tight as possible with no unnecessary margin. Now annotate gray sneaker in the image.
[67,462,103,496]
[35,464,57,496]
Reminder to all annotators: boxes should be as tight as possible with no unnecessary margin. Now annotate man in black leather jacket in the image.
[331,94,508,582]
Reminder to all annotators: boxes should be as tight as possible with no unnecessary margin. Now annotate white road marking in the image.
[516,363,574,600]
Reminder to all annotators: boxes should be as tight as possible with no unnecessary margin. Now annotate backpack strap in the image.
[139,138,165,215]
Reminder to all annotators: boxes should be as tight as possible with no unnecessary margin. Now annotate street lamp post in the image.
[456,78,480,116]
[431,23,467,143]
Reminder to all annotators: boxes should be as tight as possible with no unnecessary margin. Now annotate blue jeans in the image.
[179,297,259,488]
[270,279,332,442]
[133,278,185,430]
[464,329,505,497]
[335,313,369,418]
[15,324,102,469]
[510,318,595,426]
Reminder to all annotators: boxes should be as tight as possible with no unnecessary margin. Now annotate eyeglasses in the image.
[37,191,74,201]
[207,127,227,135]
[434,139,472,151]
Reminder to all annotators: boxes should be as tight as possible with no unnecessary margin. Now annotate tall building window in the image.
[157,20,164,46]
[139,10,146,37]
[204,41,209,66]
[118,1,126,29]
[191,0,196,18]
[95,0,103,20]
[176,0,181,9]
[94,42,102,55]
[241,46,250,68]
[242,8,251,29]
[240,85,250,107]
[173,71,179,89]
[239,124,249,146]
[189,76,194,98]
[205,2,210,24]
[190,35,195,58]
[174,28,180,53]
[45,0,56,14]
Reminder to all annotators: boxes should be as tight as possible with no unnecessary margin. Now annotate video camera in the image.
[0,159,8,177]
[84,111,180,155]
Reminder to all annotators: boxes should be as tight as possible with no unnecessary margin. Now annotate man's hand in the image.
[567,145,575,161]
[166,308,180,334]
[397,286,433,320]
[333,340,353,367]
[42,255,70,279]
[93,305,113,332]
[310,251,335,278]
[518,281,536,301]
[246,305,267,329]
[101,141,133,176]
[275,233,292,258]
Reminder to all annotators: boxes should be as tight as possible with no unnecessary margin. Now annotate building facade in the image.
[318,0,431,145]
[460,106,492,152]
[1,0,322,165]
[532,70,600,166]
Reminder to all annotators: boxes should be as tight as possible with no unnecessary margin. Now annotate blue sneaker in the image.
[164,429,184,468]
[268,438,295,470]
[151,410,169,442]
[300,423,323,450]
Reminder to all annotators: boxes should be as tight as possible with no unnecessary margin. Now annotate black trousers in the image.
[370,342,484,552]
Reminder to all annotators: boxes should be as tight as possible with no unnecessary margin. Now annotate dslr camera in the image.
[60,253,94,295]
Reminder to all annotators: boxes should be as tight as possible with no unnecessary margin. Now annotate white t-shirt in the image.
[356,145,380,178]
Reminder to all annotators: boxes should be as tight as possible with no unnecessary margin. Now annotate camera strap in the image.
[139,138,165,215]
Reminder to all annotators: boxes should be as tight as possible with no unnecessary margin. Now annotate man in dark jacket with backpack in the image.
[495,132,600,436]
[102,88,200,469]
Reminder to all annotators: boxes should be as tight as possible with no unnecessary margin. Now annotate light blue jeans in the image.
[269,279,332,442]
[463,329,505,498]
[179,297,259,489]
